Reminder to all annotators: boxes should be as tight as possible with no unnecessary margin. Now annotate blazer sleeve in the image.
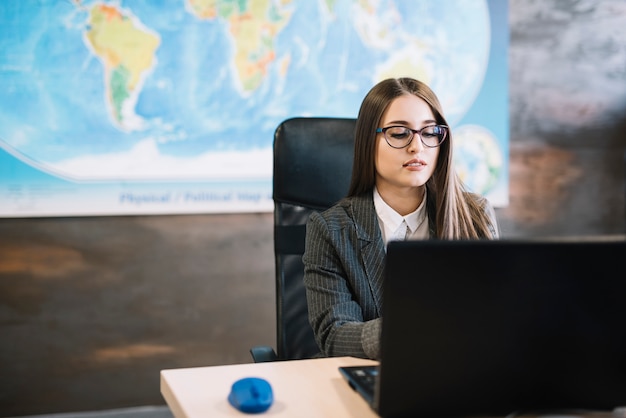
[303,209,382,359]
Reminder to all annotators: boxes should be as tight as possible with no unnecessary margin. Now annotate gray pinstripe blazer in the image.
[303,192,498,360]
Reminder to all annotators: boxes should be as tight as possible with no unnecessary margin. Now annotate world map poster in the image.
[0,0,508,217]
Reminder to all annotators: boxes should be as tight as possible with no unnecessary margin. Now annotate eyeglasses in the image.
[376,125,449,149]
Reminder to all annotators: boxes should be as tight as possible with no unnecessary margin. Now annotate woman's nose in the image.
[407,135,424,153]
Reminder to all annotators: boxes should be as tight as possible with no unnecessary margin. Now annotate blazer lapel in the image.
[350,195,386,316]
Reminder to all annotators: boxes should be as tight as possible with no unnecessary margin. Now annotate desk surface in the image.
[161,356,379,418]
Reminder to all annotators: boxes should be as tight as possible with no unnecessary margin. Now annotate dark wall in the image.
[0,213,276,416]
[1,0,625,416]
[497,0,626,237]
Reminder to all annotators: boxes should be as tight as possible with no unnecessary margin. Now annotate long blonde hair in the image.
[347,77,495,239]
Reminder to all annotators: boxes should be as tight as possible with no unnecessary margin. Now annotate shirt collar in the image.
[373,187,404,235]
[406,191,427,234]
[373,187,428,235]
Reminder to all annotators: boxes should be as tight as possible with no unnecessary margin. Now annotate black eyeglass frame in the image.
[376,124,449,149]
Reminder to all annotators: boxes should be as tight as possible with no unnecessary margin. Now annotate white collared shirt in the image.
[373,187,429,248]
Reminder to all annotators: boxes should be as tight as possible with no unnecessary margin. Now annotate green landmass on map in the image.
[84,4,160,131]
[187,0,293,93]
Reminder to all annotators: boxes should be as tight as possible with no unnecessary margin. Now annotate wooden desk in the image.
[161,356,379,418]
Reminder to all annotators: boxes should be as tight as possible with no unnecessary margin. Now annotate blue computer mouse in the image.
[227,377,273,414]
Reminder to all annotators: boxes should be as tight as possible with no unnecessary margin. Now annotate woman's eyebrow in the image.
[384,119,438,126]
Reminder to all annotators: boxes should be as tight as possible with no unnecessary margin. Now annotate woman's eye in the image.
[390,129,410,139]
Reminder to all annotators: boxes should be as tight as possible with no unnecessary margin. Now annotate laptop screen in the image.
[376,238,626,417]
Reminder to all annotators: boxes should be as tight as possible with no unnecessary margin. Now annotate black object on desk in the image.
[342,238,626,418]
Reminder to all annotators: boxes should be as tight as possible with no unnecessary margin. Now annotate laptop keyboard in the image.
[352,366,378,392]
[339,365,379,403]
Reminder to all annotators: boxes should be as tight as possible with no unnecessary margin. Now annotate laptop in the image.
[340,238,626,418]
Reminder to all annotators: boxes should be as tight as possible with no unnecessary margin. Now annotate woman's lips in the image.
[402,158,426,168]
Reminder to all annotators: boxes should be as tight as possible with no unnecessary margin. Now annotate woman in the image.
[302,77,499,360]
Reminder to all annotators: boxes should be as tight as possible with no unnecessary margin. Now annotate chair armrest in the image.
[250,346,279,363]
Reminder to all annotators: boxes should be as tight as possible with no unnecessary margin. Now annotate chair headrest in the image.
[273,117,356,211]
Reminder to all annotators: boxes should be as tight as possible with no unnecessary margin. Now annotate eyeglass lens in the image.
[383,125,447,148]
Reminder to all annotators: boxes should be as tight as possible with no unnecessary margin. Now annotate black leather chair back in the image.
[273,117,356,360]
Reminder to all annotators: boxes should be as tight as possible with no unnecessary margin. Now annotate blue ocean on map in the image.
[0,0,508,215]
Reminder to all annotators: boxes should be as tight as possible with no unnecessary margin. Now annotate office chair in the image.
[250,117,356,362]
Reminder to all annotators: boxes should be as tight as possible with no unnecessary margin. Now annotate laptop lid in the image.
[375,238,626,418]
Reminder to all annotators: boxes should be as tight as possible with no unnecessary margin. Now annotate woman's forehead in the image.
[380,94,435,125]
